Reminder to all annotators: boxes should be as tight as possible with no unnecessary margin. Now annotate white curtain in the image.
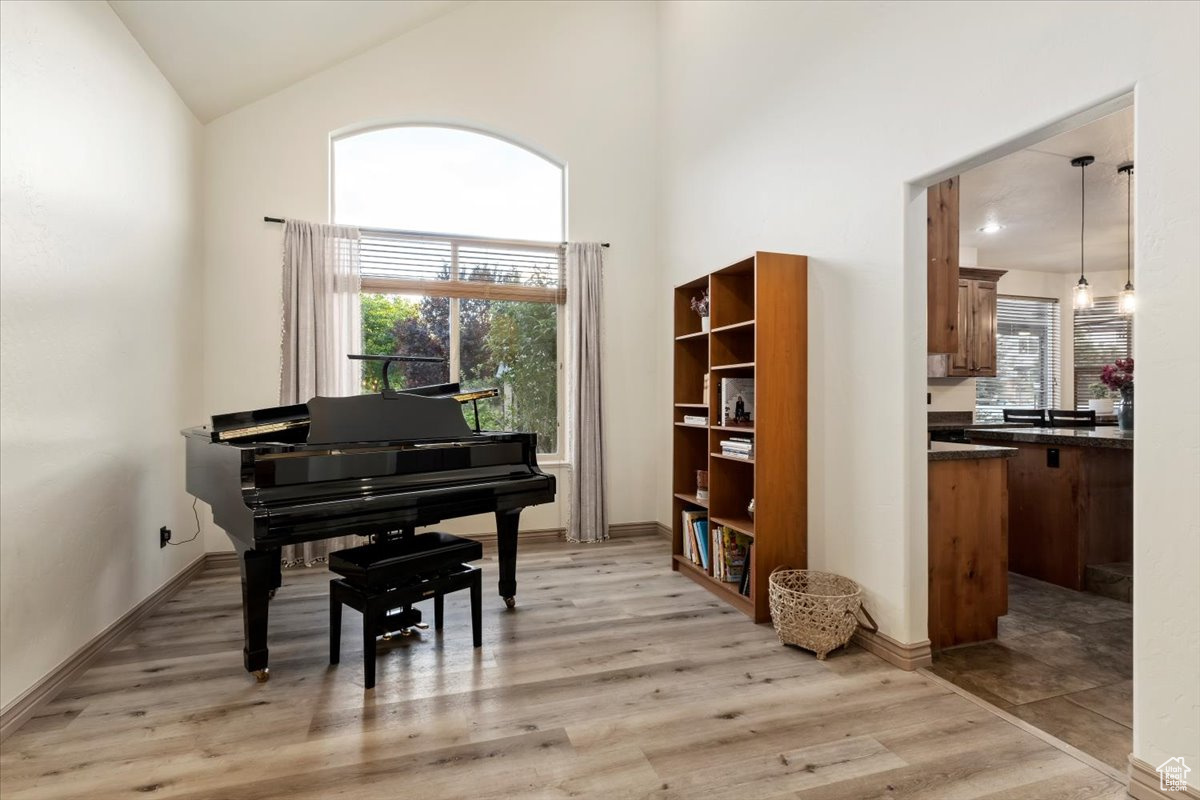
[279,219,362,565]
[566,243,607,543]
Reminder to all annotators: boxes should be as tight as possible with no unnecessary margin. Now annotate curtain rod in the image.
[263,217,609,248]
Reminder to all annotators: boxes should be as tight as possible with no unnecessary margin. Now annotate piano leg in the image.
[240,548,275,681]
[496,509,521,609]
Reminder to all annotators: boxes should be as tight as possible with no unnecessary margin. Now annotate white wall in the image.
[0,1,203,710]
[657,0,1198,779]
[200,0,658,550]
[929,267,1130,413]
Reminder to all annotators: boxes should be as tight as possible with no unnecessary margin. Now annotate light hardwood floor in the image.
[0,538,1127,799]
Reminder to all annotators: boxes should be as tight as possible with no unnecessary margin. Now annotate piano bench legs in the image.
[329,565,482,690]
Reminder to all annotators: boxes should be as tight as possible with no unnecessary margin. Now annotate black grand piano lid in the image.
[307,393,473,444]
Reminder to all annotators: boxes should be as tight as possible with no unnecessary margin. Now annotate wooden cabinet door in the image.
[927,177,960,354]
[971,281,998,376]
[948,279,971,376]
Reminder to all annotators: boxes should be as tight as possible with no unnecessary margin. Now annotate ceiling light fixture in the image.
[1071,155,1095,310]
[978,222,1005,234]
[1118,162,1136,316]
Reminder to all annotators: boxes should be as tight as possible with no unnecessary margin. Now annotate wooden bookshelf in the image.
[671,252,807,622]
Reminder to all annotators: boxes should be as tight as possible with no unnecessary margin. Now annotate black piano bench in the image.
[328,533,484,690]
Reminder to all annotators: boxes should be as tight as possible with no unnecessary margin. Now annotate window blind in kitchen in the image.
[1073,296,1132,410]
[975,296,1061,423]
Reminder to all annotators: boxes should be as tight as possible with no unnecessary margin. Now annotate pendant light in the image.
[1071,155,1095,310]
[1118,162,1136,315]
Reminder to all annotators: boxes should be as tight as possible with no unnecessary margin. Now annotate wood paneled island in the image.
[928,442,1016,649]
[967,427,1133,591]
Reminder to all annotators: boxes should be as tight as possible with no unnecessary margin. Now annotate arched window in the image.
[333,125,565,454]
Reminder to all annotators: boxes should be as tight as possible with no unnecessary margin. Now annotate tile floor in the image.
[928,572,1133,770]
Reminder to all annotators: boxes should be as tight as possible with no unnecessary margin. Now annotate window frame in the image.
[332,125,567,461]
[974,294,1061,422]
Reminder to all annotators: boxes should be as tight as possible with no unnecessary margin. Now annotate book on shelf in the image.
[681,509,706,566]
[683,415,708,426]
[695,519,710,570]
[738,542,753,596]
[711,525,752,583]
[720,378,755,427]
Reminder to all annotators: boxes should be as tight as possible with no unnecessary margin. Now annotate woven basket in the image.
[768,568,877,660]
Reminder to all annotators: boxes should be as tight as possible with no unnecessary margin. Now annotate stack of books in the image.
[680,509,709,569]
[711,525,752,584]
[683,414,708,426]
[719,437,754,459]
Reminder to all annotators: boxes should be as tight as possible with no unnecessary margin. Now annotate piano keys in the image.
[183,385,555,681]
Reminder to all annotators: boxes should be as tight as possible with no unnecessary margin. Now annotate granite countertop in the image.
[927,421,1034,431]
[926,411,1033,431]
[967,427,1133,450]
[928,441,1018,462]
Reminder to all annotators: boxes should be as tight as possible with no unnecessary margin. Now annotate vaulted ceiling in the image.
[108,0,468,122]
[961,107,1135,274]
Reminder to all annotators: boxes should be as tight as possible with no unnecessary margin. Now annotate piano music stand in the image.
[347,354,445,398]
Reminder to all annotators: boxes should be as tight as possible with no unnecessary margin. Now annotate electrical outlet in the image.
[160,526,171,548]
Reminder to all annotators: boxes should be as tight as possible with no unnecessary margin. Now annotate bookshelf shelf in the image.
[676,423,708,429]
[674,492,709,509]
[673,555,754,613]
[671,252,807,623]
[711,452,755,465]
[711,516,755,538]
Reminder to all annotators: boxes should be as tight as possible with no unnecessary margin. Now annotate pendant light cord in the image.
[1126,166,1132,284]
[1079,160,1086,282]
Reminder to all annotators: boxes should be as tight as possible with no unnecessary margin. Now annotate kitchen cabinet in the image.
[928,268,1005,378]
[927,177,960,355]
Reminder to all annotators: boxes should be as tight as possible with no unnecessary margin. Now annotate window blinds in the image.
[1073,296,1132,409]
[359,230,565,303]
[975,296,1061,422]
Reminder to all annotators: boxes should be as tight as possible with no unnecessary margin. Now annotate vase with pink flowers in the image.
[1100,357,1134,431]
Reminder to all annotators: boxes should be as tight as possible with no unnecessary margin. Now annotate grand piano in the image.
[183,379,555,681]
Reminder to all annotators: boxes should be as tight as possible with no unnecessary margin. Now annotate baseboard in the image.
[0,554,208,743]
[204,551,240,569]
[851,627,932,671]
[1129,756,1200,799]
[608,521,669,539]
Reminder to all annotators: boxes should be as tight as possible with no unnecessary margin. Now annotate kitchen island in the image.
[928,441,1016,649]
[967,427,1132,590]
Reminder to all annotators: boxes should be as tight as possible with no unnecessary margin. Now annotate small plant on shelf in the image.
[691,289,710,332]
[1088,382,1114,415]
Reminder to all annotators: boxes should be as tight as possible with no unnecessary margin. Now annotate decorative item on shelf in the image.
[1117,162,1136,316]
[703,371,709,400]
[1088,383,1115,415]
[1071,155,1095,310]
[1100,357,1134,431]
[696,470,709,501]
[747,497,755,519]
[691,289,710,333]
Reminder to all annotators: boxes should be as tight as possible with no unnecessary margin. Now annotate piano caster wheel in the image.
[253,669,270,683]
[504,596,516,609]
